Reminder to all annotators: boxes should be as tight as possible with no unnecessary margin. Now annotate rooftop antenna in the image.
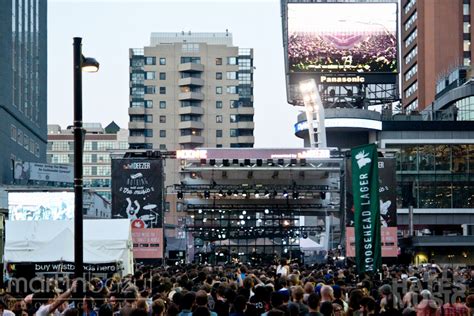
[226,29,229,36]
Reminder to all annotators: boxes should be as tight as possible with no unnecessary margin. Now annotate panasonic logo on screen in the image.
[320,76,365,83]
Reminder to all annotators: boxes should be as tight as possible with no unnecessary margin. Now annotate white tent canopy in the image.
[5,219,134,275]
[299,237,324,251]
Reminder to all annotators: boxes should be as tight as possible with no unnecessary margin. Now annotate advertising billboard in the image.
[9,192,74,220]
[287,3,397,75]
[112,158,164,259]
[345,158,398,257]
[14,161,73,183]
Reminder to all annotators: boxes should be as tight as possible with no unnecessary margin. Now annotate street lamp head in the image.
[82,56,100,72]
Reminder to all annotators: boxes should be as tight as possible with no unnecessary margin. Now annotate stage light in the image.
[240,220,245,225]
[242,190,247,197]
[254,190,260,198]
[242,210,247,215]
[264,209,270,214]
[273,190,278,198]
[177,191,184,199]
[257,219,263,223]
[218,190,224,197]
[283,190,288,198]
[247,216,251,219]
[320,191,326,200]
[264,190,270,197]
[233,190,238,197]
[302,232,308,239]
[198,209,202,214]
[204,191,211,199]
[227,189,233,196]
[203,218,207,222]
[239,215,244,219]
[283,220,290,226]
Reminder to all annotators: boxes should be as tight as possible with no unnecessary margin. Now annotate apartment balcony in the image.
[128,121,146,129]
[178,63,204,72]
[237,121,254,129]
[128,135,146,144]
[178,92,204,101]
[128,107,146,115]
[179,135,205,144]
[178,77,204,86]
[237,136,255,144]
[179,121,205,130]
[179,106,204,115]
[237,107,255,115]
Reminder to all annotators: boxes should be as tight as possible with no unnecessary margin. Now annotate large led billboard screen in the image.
[9,192,74,220]
[287,3,397,74]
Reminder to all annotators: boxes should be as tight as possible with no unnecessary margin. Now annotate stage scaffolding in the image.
[177,148,345,264]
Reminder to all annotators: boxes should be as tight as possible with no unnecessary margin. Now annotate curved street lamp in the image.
[73,37,99,298]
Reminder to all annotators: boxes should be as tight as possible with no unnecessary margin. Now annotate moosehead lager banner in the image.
[351,144,381,273]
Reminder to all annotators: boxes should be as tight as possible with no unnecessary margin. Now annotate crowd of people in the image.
[2,259,474,316]
[287,32,397,73]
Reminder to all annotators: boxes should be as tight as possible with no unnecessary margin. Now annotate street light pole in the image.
[73,37,84,287]
[73,37,99,298]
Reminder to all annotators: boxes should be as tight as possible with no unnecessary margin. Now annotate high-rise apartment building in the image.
[47,122,128,201]
[0,0,47,184]
[128,32,254,182]
[401,0,472,112]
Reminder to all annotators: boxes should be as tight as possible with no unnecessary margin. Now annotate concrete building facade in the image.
[401,0,471,112]
[47,122,128,201]
[128,32,255,187]
[0,0,48,185]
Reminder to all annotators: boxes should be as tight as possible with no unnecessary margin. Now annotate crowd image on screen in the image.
[3,259,474,316]
[288,31,397,73]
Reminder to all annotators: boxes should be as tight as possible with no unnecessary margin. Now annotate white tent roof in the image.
[299,238,324,250]
[4,219,134,275]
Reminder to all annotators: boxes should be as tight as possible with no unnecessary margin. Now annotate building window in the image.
[160,130,166,138]
[182,43,199,53]
[405,29,418,48]
[131,101,145,108]
[227,57,237,65]
[159,72,166,80]
[159,87,166,94]
[464,4,470,15]
[144,129,153,137]
[216,130,222,138]
[226,72,237,80]
[404,11,417,31]
[160,115,166,123]
[230,115,237,123]
[11,125,17,141]
[145,86,156,94]
[181,56,201,64]
[405,46,418,65]
[159,101,166,109]
[145,72,155,80]
[216,87,222,95]
[145,100,153,108]
[405,81,418,98]
[404,0,416,14]
[464,40,471,52]
[404,63,418,82]
[464,58,471,67]
[216,115,223,123]
[145,115,153,123]
[216,58,222,65]
[464,22,470,33]
[227,86,237,94]
[230,100,239,108]
[145,57,156,65]
[159,144,167,150]
[216,144,223,148]
[159,58,166,65]
[230,129,238,137]
[216,101,223,109]
[216,72,222,80]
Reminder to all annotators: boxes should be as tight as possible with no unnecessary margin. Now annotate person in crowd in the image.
[416,290,438,316]
[33,280,76,316]
[307,293,323,316]
[276,260,290,278]
[179,292,196,316]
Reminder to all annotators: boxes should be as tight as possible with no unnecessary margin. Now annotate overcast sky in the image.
[47,0,303,148]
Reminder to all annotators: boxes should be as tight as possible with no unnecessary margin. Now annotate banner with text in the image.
[346,158,397,257]
[112,158,164,259]
[14,161,73,183]
[351,144,381,273]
